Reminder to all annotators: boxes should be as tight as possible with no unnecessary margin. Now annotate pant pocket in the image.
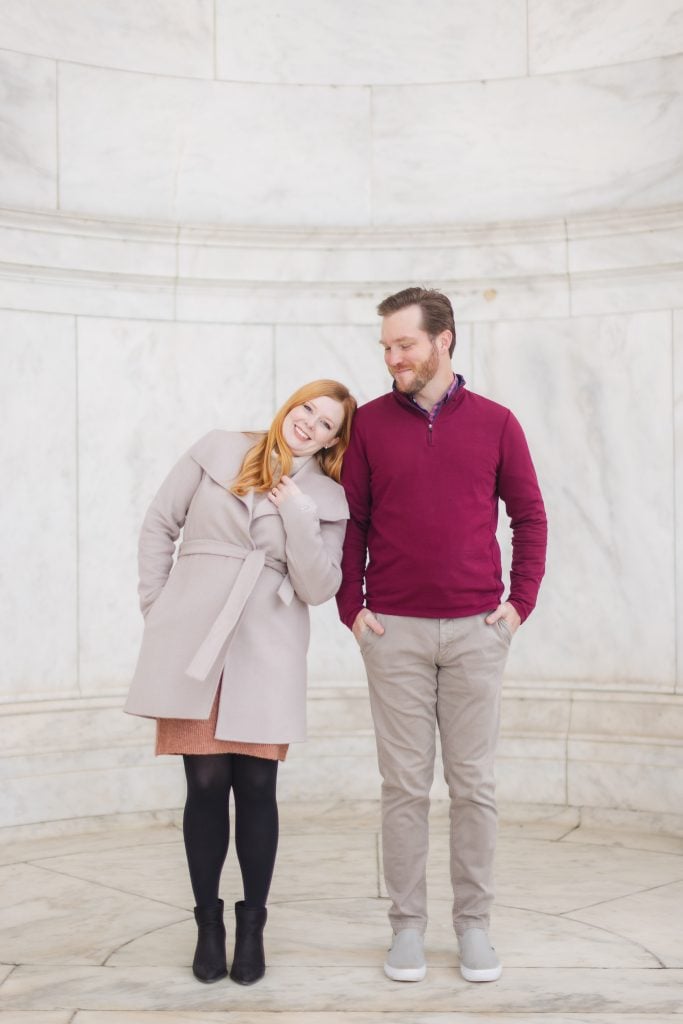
[496,618,512,643]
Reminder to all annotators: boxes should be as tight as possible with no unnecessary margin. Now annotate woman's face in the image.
[282,396,345,456]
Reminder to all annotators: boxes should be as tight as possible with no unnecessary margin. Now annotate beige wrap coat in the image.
[124,430,349,743]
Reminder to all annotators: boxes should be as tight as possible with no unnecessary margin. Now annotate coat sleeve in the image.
[137,445,204,617]
[277,494,348,607]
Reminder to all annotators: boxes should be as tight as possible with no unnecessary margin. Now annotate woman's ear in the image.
[324,437,340,450]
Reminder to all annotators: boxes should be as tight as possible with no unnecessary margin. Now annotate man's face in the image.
[380,305,440,395]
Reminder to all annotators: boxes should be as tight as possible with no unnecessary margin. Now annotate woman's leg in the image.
[229,754,279,984]
[183,753,233,982]
[231,754,279,906]
[183,753,233,906]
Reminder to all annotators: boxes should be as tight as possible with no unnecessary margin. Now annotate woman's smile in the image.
[293,423,311,441]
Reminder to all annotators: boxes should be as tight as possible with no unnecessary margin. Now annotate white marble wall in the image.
[675,311,683,690]
[0,311,77,700]
[58,67,371,225]
[528,0,683,73]
[0,0,682,826]
[3,0,681,82]
[214,0,528,84]
[0,51,56,209]
[1,206,681,826]
[1,4,682,225]
[0,0,214,77]
[476,311,676,692]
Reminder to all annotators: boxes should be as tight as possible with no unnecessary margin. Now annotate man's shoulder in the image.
[460,388,513,425]
[350,392,395,431]
[357,392,394,418]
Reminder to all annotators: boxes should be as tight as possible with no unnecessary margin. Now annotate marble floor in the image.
[0,800,682,1024]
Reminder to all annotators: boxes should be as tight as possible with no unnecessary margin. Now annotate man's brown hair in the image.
[377,286,456,357]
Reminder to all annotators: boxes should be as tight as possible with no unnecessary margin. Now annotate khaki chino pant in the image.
[359,612,511,937]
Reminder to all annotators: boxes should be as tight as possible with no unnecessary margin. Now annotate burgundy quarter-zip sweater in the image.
[336,384,547,630]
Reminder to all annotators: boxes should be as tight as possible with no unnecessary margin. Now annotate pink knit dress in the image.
[155,683,288,760]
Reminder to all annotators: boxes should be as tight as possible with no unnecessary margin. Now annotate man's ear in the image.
[439,330,453,353]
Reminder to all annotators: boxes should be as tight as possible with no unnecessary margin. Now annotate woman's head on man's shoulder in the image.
[278,379,356,480]
[233,379,356,494]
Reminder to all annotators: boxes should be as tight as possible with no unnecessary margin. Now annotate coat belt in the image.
[179,539,294,682]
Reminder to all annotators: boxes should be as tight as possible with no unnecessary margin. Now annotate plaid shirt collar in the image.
[402,373,465,423]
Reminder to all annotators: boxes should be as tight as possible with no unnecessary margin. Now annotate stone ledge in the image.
[3,797,683,846]
[1,685,682,826]
[0,204,681,287]
[0,205,680,321]
[3,685,683,752]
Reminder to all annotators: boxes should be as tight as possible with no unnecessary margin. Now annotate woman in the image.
[125,379,356,986]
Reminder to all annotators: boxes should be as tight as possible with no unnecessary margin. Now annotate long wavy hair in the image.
[231,379,357,496]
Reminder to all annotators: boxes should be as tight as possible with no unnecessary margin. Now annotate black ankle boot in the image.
[192,898,228,983]
[229,900,267,985]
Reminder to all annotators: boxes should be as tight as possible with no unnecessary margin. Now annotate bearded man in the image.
[336,287,547,984]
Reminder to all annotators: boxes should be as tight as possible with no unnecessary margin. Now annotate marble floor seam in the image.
[555,821,582,841]
[2,810,682,1015]
[555,874,683,916]
[101,917,194,969]
[27,860,192,914]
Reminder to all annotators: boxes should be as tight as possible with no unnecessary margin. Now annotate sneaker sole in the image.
[384,963,427,982]
[460,963,502,983]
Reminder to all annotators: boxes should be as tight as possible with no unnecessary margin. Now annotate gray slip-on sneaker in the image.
[384,928,426,982]
[458,927,502,982]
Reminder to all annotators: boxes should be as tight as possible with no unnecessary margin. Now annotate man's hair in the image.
[377,287,456,357]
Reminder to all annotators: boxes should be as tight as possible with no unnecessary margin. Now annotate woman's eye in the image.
[303,404,312,412]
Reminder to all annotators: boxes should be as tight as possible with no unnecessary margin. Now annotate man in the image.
[336,287,547,984]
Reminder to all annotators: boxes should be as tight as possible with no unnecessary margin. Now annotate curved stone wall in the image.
[0,1,682,827]
[1,2,682,225]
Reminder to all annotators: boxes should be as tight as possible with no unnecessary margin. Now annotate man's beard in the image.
[391,343,440,395]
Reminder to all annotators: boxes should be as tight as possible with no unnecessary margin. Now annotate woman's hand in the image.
[268,475,303,508]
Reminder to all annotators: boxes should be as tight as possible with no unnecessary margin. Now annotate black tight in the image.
[182,753,279,909]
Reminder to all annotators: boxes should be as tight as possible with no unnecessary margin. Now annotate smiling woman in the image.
[283,397,344,455]
[231,379,356,495]
[124,378,356,987]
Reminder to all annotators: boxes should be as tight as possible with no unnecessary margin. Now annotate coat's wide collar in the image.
[189,429,348,522]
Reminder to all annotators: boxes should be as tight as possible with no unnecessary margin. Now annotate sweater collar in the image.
[391,374,467,416]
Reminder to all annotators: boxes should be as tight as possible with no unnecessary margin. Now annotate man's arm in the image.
[496,411,548,624]
[336,420,375,631]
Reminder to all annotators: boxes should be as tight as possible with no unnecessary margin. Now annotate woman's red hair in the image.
[231,379,356,496]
